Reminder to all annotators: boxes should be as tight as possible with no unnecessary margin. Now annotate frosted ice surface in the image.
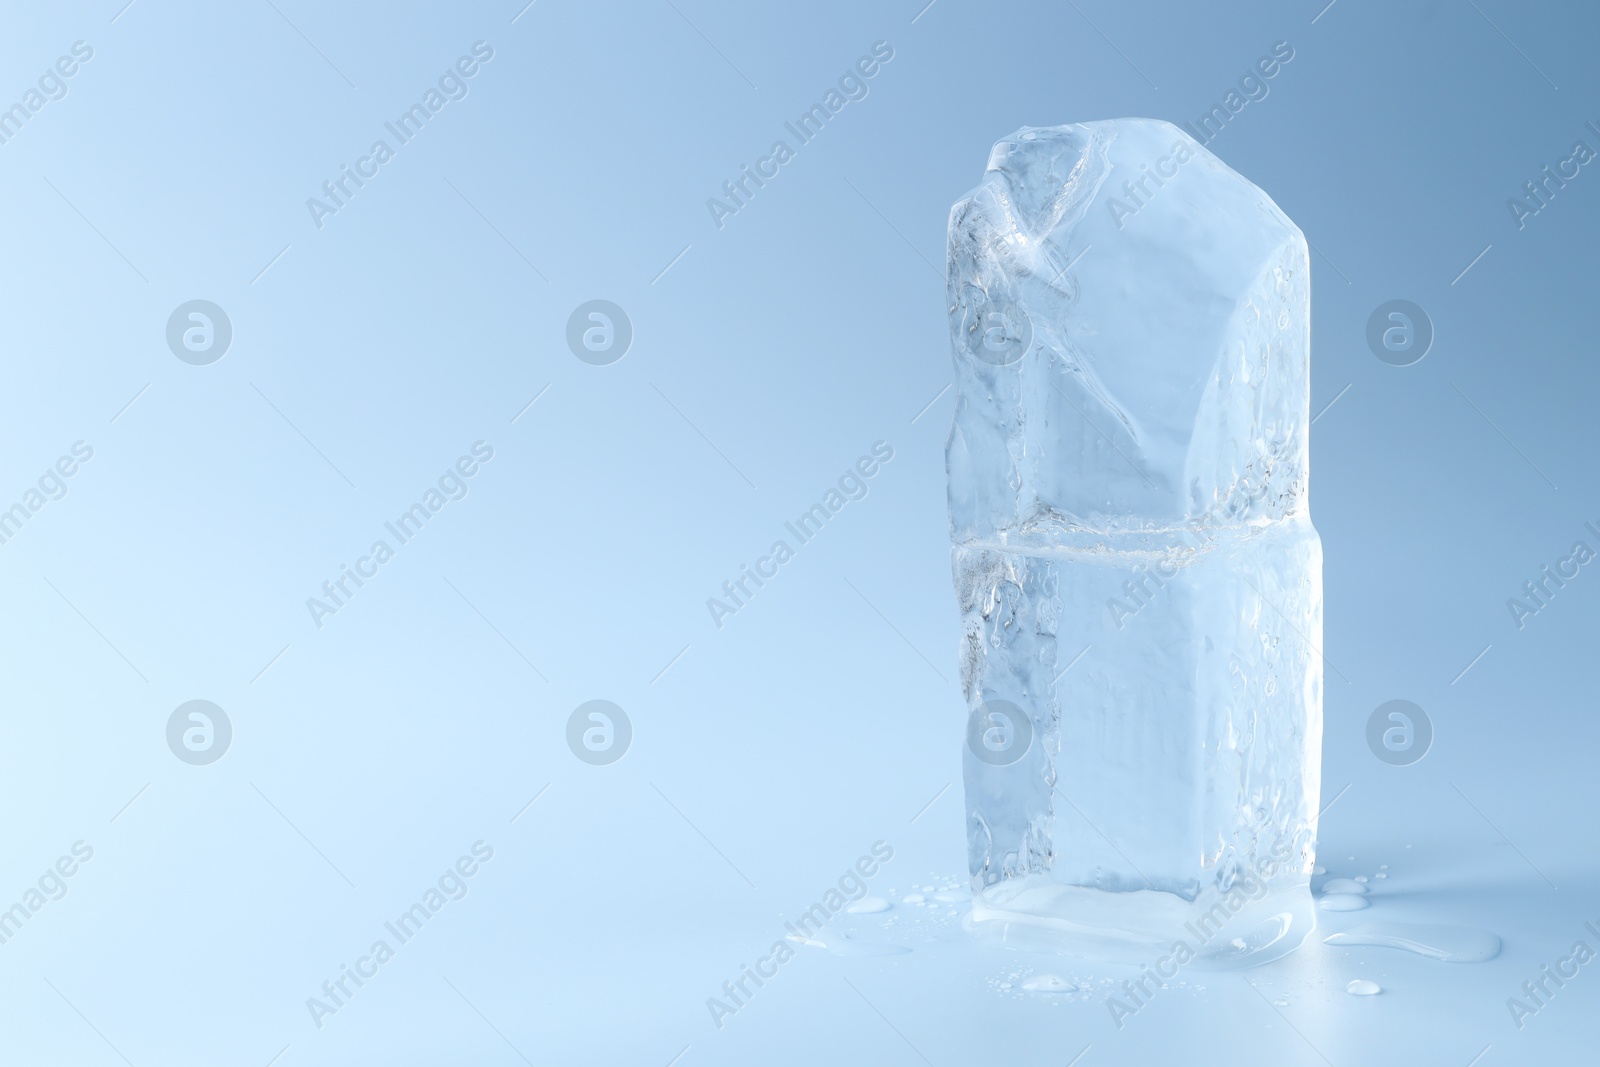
[947,119,1322,965]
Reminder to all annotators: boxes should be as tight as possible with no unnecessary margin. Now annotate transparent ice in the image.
[946,119,1322,966]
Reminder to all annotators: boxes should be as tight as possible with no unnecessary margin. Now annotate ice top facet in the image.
[948,119,1322,966]
[947,119,1309,546]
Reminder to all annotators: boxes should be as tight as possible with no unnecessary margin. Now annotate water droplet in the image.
[1321,878,1368,895]
[1312,864,1326,875]
[1022,974,1074,992]
[1325,921,1501,963]
[1374,872,1387,879]
[846,895,891,914]
[1346,979,1382,996]
[1355,875,1369,884]
[1318,893,1370,912]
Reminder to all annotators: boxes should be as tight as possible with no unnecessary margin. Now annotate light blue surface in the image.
[0,1,1596,1063]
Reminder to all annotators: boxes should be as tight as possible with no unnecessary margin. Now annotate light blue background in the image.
[0,0,1596,1063]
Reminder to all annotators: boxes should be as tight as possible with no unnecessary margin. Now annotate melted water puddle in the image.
[1324,921,1501,963]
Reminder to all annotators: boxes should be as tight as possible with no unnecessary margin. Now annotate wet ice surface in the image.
[811,854,1507,978]
[1324,922,1501,964]
[751,844,1553,1064]
[471,795,1600,1067]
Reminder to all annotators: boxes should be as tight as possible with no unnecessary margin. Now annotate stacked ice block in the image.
[947,119,1323,965]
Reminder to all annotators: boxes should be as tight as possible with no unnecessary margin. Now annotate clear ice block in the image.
[947,119,1322,966]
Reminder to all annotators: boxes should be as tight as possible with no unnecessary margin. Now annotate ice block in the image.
[947,119,1322,966]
